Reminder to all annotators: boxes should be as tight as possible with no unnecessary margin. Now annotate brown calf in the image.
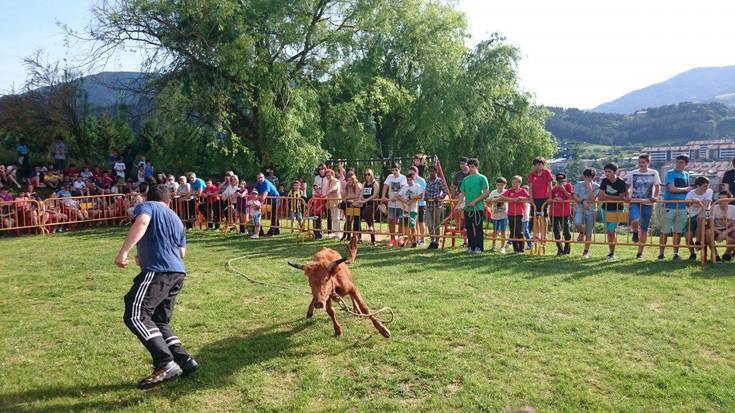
[288,238,391,338]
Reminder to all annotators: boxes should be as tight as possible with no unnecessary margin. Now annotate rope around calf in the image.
[227,255,395,324]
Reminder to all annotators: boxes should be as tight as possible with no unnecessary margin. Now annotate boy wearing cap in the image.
[599,163,627,260]
[550,172,574,255]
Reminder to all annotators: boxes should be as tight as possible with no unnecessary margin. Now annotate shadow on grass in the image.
[0,319,312,412]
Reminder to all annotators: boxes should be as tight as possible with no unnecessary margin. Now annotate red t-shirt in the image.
[528,169,553,199]
[503,188,529,216]
[549,183,574,217]
[204,185,219,203]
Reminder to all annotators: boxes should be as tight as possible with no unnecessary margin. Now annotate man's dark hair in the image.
[532,156,545,166]
[428,165,437,172]
[675,154,690,163]
[582,168,596,178]
[392,162,401,170]
[639,154,650,162]
[496,177,507,184]
[556,172,566,180]
[719,190,732,198]
[467,158,479,167]
[603,163,618,172]
[146,185,171,203]
[459,157,468,164]
[406,172,416,179]
[694,176,709,187]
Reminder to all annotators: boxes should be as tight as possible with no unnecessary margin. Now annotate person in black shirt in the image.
[722,157,735,204]
[599,163,627,260]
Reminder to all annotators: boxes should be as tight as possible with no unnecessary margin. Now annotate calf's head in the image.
[288,256,348,309]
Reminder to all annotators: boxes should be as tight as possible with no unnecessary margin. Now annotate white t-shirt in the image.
[313,175,327,196]
[489,189,507,220]
[685,188,713,217]
[713,205,735,230]
[72,180,86,191]
[398,182,423,213]
[80,170,93,180]
[114,161,126,178]
[384,174,408,209]
[626,169,661,200]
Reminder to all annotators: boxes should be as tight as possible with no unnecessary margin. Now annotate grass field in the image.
[2,228,735,412]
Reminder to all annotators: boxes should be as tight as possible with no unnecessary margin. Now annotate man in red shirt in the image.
[549,172,574,255]
[528,157,554,243]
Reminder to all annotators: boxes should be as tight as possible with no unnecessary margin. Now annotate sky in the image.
[1,0,734,109]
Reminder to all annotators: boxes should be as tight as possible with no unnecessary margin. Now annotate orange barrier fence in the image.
[3,193,733,265]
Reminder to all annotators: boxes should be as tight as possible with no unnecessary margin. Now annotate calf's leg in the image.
[351,290,391,338]
[306,300,315,319]
[325,299,342,336]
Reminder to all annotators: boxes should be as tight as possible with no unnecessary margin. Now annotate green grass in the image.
[2,229,735,412]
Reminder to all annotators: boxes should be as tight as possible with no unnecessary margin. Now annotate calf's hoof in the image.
[378,326,391,338]
[334,328,343,337]
[306,312,313,319]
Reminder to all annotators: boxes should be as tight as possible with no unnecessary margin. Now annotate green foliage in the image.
[547,102,735,145]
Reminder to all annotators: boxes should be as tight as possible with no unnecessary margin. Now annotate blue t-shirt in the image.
[664,169,690,209]
[17,145,29,156]
[255,179,280,197]
[144,165,154,177]
[133,202,186,273]
[416,176,427,207]
[189,178,206,193]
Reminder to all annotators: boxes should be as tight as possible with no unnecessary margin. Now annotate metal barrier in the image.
[0,191,727,266]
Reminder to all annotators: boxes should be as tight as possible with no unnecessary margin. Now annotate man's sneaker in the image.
[716,255,723,263]
[179,357,199,377]
[556,250,563,257]
[250,234,259,239]
[410,242,418,248]
[689,253,697,261]
[632,232,639,243]
[490,247,496,252]
[137,361,182,389]
[582,251,590,259]
[606,253,616,261]
[672,254,681,261]
[723,253,732,262]
[473,248,483,255]
[499,247,506,254]
[657,254,665,262]
[636,252,643,260]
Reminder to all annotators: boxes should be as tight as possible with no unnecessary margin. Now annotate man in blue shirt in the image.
[115,185,198,389]
[185,173,206,230]
[658,154,691,261]
[16,137,31,180]
[255,172,281,235]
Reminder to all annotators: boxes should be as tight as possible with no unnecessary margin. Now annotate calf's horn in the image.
[288,261,305,270]
[327,257,348,273]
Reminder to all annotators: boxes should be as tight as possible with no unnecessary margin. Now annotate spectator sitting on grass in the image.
[707,190,735,262]
[685,176,713,261]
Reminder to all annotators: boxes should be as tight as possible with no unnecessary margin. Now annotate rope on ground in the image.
[227,255,395,324]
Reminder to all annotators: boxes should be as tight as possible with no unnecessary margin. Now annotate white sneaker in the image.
[499,247,506,254]
[582,252,590,259]
[606,254,616,261]
[250,234,259,239]
[490,247,496,252]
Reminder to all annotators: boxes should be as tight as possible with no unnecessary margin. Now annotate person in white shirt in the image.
[114,158,127,179]
[685,176,713,261]
[488,177,508,253]
[381,163,407,247]
[397,172,424,248]
[311,163,328,240]
[707,190,735,262]
[625,154,661,259]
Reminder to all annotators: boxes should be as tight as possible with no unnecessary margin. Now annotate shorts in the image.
[574,209,595,237]
[402,211,417,228]
[688,216,704,235]
[663,208,688,235]
[492,218,508,232]
[388,207,403,220]
[629,203,653,231]
[250,213,261,226]
[533,199,549,216]
[601,210,619,233]
[290,211,303,221]
[417,205,426,223]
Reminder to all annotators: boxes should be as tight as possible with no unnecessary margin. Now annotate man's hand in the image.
[115,250,129,268]
[468,200,476,208]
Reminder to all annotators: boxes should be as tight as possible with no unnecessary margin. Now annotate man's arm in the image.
[115,214,151,268]
[180,247,186,259]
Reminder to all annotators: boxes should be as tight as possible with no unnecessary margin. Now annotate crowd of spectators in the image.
[3,137,735,263]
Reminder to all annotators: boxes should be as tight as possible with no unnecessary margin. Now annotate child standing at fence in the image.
[528,157,553,243]
[248,190,262,239]
[423,165,448,249]
[522,185,533,250]
[626,154,661,259]
[685,176,712,261]
[574,168,600,259]
[599,163,627,261]
[287,181,306,232]
[382,163,407,247]
[489,177,508,253]
[659,155,691,261]
[398,172,424,248]
[502,176,530,253]
[550,173,573,256]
